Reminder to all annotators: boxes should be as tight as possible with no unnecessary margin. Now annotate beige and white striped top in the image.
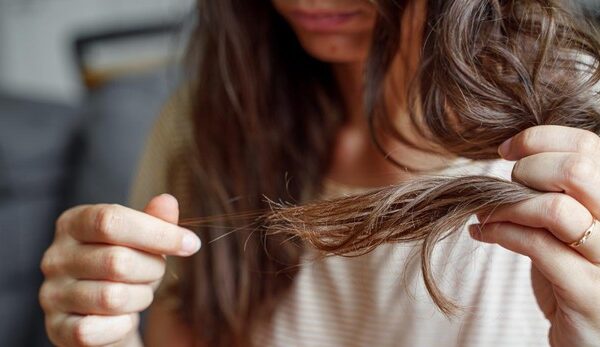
[130,95,551,347]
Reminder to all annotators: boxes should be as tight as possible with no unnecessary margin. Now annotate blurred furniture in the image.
[0,0,193,103]
[74,23,182,90]
[68,23,182,206]
[68,67,180,206]
[0,94,79,347]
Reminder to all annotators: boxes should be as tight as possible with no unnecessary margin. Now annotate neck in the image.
[326,58,457,188]
[333,62,365,125]
[328,60,410,187]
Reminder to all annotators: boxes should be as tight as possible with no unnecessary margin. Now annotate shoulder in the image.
[128,88,195,210]
[149,88,195,152]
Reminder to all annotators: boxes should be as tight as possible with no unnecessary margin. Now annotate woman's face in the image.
[272,0,377,63]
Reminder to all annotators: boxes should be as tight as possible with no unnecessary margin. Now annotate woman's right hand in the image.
[40,194,201,347]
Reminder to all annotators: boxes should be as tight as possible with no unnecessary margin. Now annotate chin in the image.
[297,33,371,63]
[271,0,376,64]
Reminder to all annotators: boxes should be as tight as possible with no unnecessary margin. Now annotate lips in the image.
[290,9,362,32]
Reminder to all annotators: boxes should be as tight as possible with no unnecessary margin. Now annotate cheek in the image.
[295,32,372,63]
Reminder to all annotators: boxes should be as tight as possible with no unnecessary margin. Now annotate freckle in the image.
[329,44,338,54]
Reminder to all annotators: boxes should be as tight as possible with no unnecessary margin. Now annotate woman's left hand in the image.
[468,125,600,347]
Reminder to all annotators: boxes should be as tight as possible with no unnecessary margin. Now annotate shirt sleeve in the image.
[128,91,193,210]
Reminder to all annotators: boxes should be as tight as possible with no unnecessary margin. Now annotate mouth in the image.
[289,9,363,32]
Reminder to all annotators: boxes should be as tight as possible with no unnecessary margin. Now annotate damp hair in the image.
[171,1,600,346]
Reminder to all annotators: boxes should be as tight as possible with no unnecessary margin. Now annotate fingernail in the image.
[181,233,201,254]
[498,138,513,159]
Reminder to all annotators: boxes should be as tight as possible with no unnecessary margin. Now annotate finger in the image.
[46,312,134,347]
[45,244,165,283]
[510,152,600,220]
[143,194,180,266]
[477,193,600,263]
[498,125,600,160]
[58,204,200,257]
[54,281,153,315]
[469,222,600,315]
[144,194,179,224]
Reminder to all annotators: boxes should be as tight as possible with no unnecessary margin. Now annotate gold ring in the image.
[569,219,598,248]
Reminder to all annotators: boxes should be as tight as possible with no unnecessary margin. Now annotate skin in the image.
[472,125,600,346]
[40,0,600,346]
[40,195,199,347]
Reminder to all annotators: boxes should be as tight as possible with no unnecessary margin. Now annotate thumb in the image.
[144,194,180,224]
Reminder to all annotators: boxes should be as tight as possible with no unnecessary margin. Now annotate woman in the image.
[40,0,600,346]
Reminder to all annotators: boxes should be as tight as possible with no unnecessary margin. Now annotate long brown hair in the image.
[173,1,344,345]
[171,0,600,346]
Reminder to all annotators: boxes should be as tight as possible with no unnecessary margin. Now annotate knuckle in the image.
[40,249,60,277]
[575,132,600,154]
[516,128,539,152]
[94,204,122,241]
[105,248,133,280]
[38,282,55,312]
[99,283,128,312]
[545,194,572,228]
[563,155,597,186]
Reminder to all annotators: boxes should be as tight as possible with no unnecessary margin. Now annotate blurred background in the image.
[0,0,193,345]
[0,1,599,346]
